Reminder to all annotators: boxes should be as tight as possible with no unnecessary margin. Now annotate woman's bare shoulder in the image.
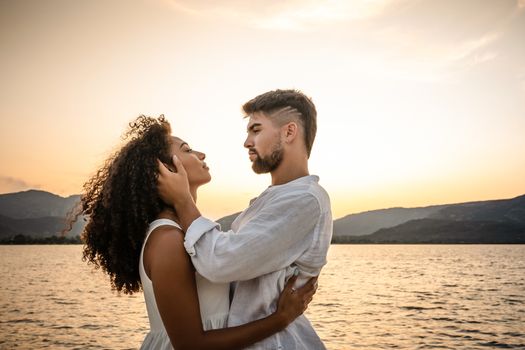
[144,224,190,279]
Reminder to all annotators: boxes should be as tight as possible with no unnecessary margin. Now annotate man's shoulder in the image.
[270,181,330,212]
[289,179,330,207]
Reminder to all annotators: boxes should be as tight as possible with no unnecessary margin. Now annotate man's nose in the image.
[197,151,206,160]
[244,136,253,149]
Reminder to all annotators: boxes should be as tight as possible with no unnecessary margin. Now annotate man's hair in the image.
[242,89,317,157]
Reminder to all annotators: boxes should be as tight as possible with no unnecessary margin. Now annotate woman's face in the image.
[169,136,211,187]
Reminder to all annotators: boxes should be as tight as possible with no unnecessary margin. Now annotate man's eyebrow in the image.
[179,142,188,149]
[247,123,261,132]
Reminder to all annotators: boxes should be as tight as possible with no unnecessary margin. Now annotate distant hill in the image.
[0,190,80,219]
[429,195,525,224]
[0,190,83,242]
[333,195,525,240]
[335,218,525,244]
[216,212,241,231]
[333,205,447,237]
[0,214,84,240]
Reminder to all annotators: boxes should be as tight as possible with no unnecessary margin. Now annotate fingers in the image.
[157,159,171,176]
[157,156,187,178]
[171,155,187,176]
[284,274,298,293]
[296,276,317,296]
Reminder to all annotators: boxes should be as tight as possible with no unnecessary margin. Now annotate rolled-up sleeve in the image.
[184,192,320,283]
[183,217,220,257]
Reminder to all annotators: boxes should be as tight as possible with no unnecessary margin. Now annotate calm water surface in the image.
[1,245,524,349]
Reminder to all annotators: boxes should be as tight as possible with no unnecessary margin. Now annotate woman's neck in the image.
[157,185,198,223]
[190,186,197,203]
[157,206,179,222]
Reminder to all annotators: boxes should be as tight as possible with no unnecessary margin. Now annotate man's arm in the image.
[184,192,321,283]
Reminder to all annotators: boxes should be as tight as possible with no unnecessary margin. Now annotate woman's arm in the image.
[145,226,316,350]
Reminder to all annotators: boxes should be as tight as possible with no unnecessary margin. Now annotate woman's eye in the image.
[186,148,193,152]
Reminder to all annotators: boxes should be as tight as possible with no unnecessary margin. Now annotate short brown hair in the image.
[242,89,317,157]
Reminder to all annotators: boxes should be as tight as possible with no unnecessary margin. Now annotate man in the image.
[158,89,333,349]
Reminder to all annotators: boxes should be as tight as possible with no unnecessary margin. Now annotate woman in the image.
[70,115,317,349]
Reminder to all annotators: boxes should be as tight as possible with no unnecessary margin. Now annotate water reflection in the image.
[1,245,524,349]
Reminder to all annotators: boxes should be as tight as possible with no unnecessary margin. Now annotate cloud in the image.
[168,0,399,31]
[0,176,40,194]
[165,0,523,84]
[446,33,499,62]
[354,0,523,81]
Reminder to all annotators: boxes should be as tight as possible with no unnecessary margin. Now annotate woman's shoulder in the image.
[143,220,190,278]
[147,221,185,249]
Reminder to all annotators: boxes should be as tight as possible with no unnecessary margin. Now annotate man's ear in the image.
[283,122,299,143]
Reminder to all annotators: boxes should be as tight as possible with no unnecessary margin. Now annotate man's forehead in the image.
[246,111,269,127]
[246,107,301,129]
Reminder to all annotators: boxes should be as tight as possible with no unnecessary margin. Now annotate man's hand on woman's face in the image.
[157,155,191,208]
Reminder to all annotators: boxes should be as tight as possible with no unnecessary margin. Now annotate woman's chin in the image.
[192,175,212,187]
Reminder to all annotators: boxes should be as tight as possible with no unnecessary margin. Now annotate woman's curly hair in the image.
[69,115,174,294]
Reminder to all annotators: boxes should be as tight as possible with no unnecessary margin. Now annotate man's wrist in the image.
[172,192,193,208]
[174,199,201,232]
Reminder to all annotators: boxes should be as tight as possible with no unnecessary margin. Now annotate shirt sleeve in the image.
[183,191,321,283]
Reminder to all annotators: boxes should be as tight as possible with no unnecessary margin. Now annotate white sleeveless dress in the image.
[139,219,230,349]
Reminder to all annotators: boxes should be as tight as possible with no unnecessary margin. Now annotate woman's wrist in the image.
[271,309,290,331]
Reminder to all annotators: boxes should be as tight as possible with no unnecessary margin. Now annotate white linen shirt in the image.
[184,175,333,349]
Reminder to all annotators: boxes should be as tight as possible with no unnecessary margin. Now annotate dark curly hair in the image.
[67,115,174,294]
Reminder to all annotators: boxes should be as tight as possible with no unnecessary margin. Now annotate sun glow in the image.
[1,0,524,219]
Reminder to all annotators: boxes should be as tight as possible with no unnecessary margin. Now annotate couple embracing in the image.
[75,89,333,349]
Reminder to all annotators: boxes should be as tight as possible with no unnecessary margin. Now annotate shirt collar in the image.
[267,175,319,190]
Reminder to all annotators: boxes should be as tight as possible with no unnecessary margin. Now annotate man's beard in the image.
[251,141,284,174]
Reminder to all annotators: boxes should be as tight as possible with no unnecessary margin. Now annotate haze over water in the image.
[1,245,524,349]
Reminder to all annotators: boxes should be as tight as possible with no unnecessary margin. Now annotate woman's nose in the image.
[198,151,206,160]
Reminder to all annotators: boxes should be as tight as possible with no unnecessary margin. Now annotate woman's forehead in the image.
[170,136,184,145]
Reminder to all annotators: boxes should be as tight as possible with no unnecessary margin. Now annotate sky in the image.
[1,0,524,219]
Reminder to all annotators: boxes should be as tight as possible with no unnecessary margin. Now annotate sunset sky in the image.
[1,0,524,219]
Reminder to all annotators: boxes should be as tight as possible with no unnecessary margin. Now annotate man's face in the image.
[244,112,284,174]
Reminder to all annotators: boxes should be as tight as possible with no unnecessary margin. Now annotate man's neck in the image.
[270,158,309,186]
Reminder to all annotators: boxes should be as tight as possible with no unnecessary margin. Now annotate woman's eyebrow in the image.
[179,142,188,149]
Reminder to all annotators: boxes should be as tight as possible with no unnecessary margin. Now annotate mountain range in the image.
[0,190,84,241]
[1,189,524,243]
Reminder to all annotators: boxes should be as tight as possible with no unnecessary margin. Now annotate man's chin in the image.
[252,163,270,174]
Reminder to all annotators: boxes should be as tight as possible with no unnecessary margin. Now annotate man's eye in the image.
[186,148,193,152]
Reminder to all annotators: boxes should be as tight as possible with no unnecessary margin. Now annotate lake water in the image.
[1,245,524,349]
